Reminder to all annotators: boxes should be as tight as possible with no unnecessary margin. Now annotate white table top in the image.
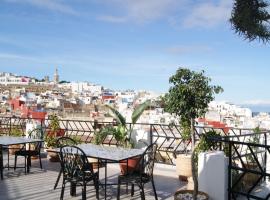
[50,143,145,162]
[78,143,144,161]
[0,136,43,146]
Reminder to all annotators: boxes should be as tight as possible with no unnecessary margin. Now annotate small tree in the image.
[164,67,223,199]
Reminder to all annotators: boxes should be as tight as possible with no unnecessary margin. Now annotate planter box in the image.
[176,154,192,181]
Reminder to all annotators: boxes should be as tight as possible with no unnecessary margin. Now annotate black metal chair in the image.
[117,143,158,200]
[54,136,77,190]
[59,145,99,200]
[14,127,43,173]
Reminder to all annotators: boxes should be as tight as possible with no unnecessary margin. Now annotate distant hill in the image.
[241,104,270,113]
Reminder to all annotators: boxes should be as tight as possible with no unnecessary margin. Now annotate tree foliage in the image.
[164,68,223,123]
[231,0,270,42]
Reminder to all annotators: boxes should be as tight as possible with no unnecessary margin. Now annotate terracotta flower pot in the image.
[46,149,60,162]
[119,156,141,175]
[9,144,21,155]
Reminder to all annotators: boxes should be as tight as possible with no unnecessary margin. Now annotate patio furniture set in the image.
[0,130,159,200]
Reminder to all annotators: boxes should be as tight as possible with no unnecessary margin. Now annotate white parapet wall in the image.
[198,151,228,200]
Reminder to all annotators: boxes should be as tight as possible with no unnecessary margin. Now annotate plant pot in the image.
[176,154,192,181]
[46,149,60,162]
[119,156,141,175]
[88,157,106,169]
[47,129,65,137]
[9,144,21,155]
[174,190,209,200]
[243,163,260,189]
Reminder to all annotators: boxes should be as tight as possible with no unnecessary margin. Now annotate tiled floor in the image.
[0,154,184,200]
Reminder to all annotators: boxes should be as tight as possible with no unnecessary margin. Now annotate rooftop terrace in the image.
[0,155,183,200]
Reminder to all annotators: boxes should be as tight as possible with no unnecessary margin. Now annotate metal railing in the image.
[0,116,260,166]
[211,132,270,200]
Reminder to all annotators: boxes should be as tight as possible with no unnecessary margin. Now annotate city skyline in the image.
[1,0,270,107]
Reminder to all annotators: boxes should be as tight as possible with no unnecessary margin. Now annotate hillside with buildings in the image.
[1,70,270,130]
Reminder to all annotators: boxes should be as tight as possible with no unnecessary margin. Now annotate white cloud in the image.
[182,0,233,28]
[167,44,212,54]
[242,100,270,105]
[4,0,77,15]
[97,15,127,23]
[97,0,187,23]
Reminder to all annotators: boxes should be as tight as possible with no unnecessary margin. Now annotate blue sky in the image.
[1,0,270,107]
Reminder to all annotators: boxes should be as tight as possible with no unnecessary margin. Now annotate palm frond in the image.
[131,100,151,124]
[105,104,126,126]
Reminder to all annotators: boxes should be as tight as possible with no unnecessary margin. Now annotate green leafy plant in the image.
[105,100,151,148]
[193,130,221,166]
[9,127,24,137]
[94,125,114,145]
[164,68,223,200]
[45,114,61,148]
[246,126,261,164]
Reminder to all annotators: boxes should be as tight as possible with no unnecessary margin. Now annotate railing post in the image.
[9,117,12,135]
[264,132,267,181]
[150,124,153,145]
[228,141,232,200]
[66,120,69,136]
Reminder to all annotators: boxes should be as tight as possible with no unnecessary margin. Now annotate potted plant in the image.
[90,125,114,169]
[175,119,193,181]
[105,100,151,174]
[45,115,65,162]
[8,127,24,155]
[164,68,223,200]
[242,126,261,190]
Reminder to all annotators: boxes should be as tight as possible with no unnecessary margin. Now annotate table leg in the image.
[70,182,76,196]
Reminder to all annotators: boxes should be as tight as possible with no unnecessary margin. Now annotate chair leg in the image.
[60,180,65,200]
[151,178,158,200]
[39,154,42,169]
[14,155,17,170]
[54,169,62,190]
[131,184,134,196]
[82,183,86,200]
[140,185,145,200]
[117,179,121,200]
[27,156,31,173]
[94,177,99,199]
[24,156,27,174]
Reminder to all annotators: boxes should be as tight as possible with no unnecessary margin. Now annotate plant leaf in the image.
[132,100,151,124]
[105,104,126,126]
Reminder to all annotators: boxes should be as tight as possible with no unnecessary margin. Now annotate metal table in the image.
[51,143,144,199]
[0,136,43,180]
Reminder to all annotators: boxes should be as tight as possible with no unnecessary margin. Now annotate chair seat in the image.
[64,171,99,183]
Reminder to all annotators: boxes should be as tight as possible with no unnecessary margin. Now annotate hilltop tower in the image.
[54,68,59,84]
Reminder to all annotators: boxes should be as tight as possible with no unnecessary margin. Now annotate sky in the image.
[1,0,270,109]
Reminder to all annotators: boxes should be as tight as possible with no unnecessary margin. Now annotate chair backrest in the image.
[56,136,77,147]
[27,127,43,151]
[138,143,157,177]
[60,145,94,180]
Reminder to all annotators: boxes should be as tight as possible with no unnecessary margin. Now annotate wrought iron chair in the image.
[14,127,43,173]
[59,145,99,200]
[54,136,77,190]
[117,143,158,200]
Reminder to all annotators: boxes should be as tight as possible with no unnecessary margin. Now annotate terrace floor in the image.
[0,153,184,200]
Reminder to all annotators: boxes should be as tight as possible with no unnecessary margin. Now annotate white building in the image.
[0,72,31,85]
[70,82,102,94]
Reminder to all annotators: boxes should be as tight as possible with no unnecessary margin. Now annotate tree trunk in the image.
[190,118,198,200]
